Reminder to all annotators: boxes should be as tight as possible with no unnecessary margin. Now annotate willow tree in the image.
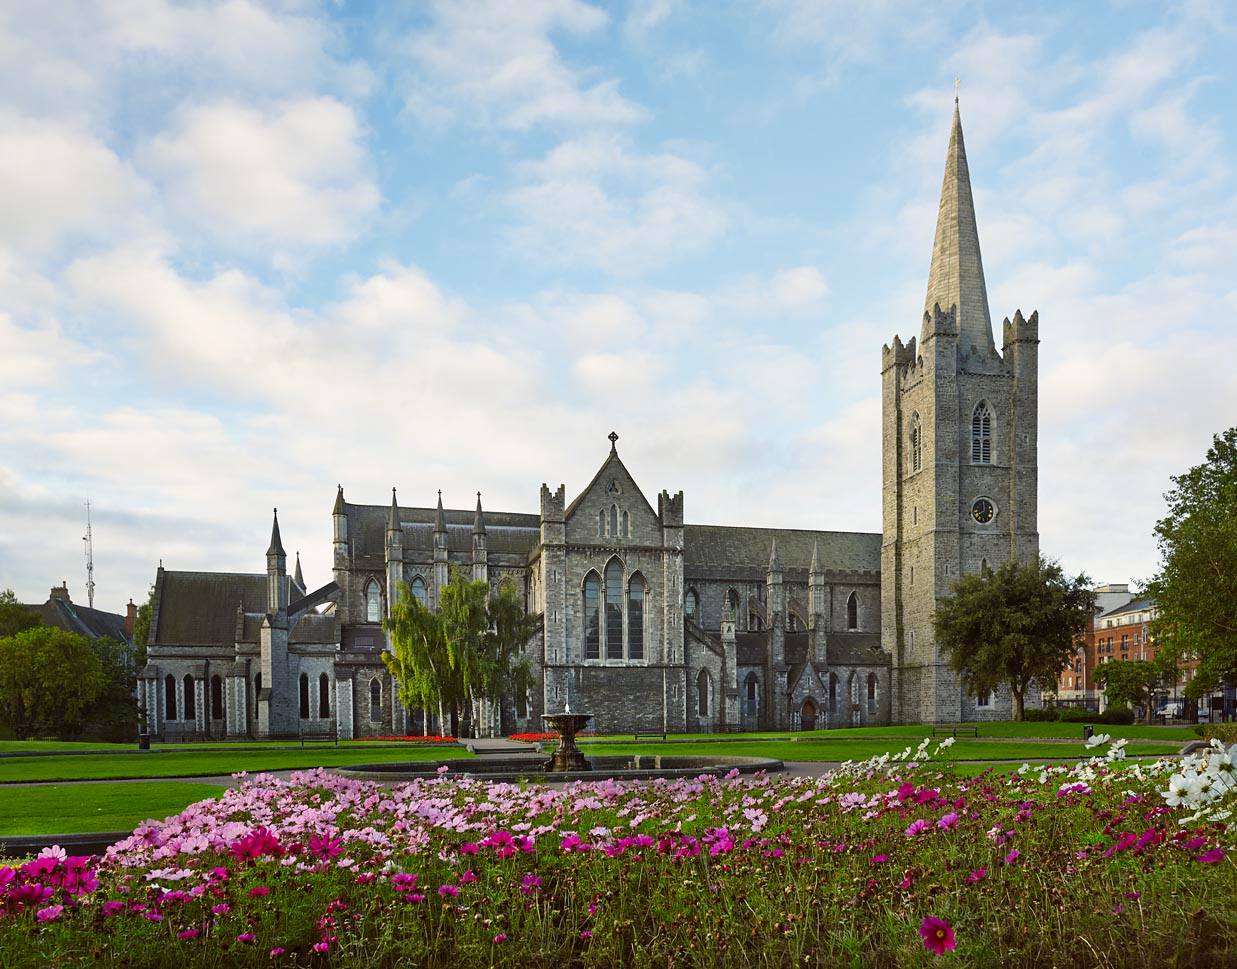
[382,585,460,736]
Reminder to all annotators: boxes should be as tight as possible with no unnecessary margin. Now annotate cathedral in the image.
[137,102,1040,739]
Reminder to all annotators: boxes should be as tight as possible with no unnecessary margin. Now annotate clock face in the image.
[972,498,995,524]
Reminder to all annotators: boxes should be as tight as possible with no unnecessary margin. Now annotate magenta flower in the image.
[493,933,508,944]
[936,812,959,831]
[459,870,477,884]
[269,948,286,957]
[438,884,460,898]
[212,903,231,916]
[1195,848,1226,864]
[237,933,256,943]
[390,872,418,893]
[919,916,956,955]
[248,886,271,897]
[101,901,125,917]
[177,929,200,940]
[520,873,543,895]
[905,819,931,838]
[35,905,64,923]
[1004,849,1020,864]
[965,867,986,884]
[580,930,593,940]
[870,854,889,865]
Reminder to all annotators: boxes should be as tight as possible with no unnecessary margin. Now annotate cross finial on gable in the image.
[608,430,619,452]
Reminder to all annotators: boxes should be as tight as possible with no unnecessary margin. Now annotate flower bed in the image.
[507,732,559,743]
[1,739,1234,967]
[353,736,457,744]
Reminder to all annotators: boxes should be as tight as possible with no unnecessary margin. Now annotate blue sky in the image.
[2,0,1236,611]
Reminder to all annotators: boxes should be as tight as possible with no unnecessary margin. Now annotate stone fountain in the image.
[541,711,593,772]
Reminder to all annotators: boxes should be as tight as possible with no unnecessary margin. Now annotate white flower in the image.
[1084,733,1111,749]
[1164,773,1193,808]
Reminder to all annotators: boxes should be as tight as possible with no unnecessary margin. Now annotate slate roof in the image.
[290,613,338,645]
[34,598,129,643]
[825,632,887,666]
[344,502,540,558]
[1099,597,1155,620]
[683,525,880,574]
[154,571,268,647]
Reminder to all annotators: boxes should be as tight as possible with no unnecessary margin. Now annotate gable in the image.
[563,448,661,545]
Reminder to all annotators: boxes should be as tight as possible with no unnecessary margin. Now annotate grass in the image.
[0,745,472,783]
[579,738,1176,762]
[0,739,459,754]
[0,782,227,836]
[583,721,1198,742]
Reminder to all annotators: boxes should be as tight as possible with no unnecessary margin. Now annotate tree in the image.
[934,557,1095,721]
[86,636,140,742]
[130,585,155,668]
[0,627,105,739]
[1143,427,1237,698]
[0,589,39,638]
[384,572,539,738]
[1094,657,1171,724]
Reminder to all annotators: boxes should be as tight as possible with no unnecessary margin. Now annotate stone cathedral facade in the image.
[137,103,1039,739]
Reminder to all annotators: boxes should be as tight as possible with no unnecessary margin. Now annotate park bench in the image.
[633,730,668,741]
[299,723,339,747]
[931,723,978,738]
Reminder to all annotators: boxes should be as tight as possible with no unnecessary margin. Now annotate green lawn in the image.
[0,782,227,836]
[579,738,1178,763]
[0,745,472,783]
[0,739,460,754]
[583,721,1197,743]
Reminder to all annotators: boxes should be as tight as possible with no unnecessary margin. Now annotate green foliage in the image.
[1094,659,1166,723]
[1022,707,1058,722]
[0,627,105,739]
[1202,724,1237,745]
[0,588,40,638]
[384,572,537,738]
[84,636,139,742]
[129,585,154,667]
[1144,427,1237,696]
[933,556,1096,720]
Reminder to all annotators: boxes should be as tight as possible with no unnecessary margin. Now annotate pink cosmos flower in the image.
[177,929,200,940]
[312,941,331,953]
[459,871,477,884]
[439,884,460,898]
[580,930,593,940]
[936,812,959,831]
[905,819,931,838]
[919,916,956,955]
[520,873,542,895]
[237,932,256,943]
[269,948,286,957]
[459,843,479,855]
[212,903,231,916]
[390,873,418,893]
[493,933,508,944]
[143,912,163,922]
[101,901,125,917]
[1195,848,1226,864]
[965,868,986,884]
[870,854,889,865]
[1004,849,1020,864]
[249,886,271,897]
[36,905,64,923]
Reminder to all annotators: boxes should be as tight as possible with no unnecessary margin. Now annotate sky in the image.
[2,0,1236,612]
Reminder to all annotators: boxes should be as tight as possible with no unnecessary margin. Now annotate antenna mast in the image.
[83,499,96,609]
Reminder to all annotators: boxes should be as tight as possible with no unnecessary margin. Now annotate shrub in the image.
[1202,723,1237,745]
[1023,708,1059,722]
[1099,706,1135,725]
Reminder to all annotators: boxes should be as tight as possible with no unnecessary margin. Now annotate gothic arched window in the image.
[971,401,992,464]
[622,510,630,538]
[846,592,859,630]
[210,675,223,721]
[867,672,878,713]
[724,588,740,620]
[299,673,310,720]
[369,677,382,721]
[609,505,618,537]
[828,672,838,714]
[745,672,759,718]
[627,572,645,660]
[319,673,331,718]
[910,411,922,473]
[697,668,711,718]
[583,571,601,660]
[410,575,427,606]
[365,579,381,622]
[597,509,605,536]
[604,558,623,660]
[685,588,699,622]
[183,675,196,721]
[165,674,177,721]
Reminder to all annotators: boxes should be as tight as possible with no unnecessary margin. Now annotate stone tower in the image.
[881,100,1040,724]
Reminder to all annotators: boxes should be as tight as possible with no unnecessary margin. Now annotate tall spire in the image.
[768,538,781,572]
[266,508,285,557]
[293,551,304,589]
[388,487,400,533]
[810,539,821,574]
[434,490,446,533]
[332,483,345,515]
[922,99,995,353]
[473,492,486,535]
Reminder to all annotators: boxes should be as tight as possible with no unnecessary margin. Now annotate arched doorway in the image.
[800,698,817,732]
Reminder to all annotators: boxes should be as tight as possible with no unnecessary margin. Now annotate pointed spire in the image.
[332,483,345,515]
[473,492,486,535]
[922,99,995,353]
[293,551,305,589]
[266,508,285,557]
[434,490,446,533]
[810,539,821,574]
[768,538,781,572]
[387,487,400,533]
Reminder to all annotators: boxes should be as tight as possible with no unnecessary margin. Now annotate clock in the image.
[971,498,995,524]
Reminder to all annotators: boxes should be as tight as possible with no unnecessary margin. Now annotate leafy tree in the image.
[130,585,155,668]
[86,636,140,742]
[384,572,539,738]
[0,627,105,739]
[0,588,39,638]
[1143,427,1237,698]
[934,557,1095,721]
[1094,657,1172,724]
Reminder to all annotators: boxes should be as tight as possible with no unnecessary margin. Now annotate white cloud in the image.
[506,134,726,274]
[400,0,644,130]
[0,315,101,389]
[141,98,378,249]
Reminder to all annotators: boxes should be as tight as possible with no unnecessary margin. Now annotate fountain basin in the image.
[336,754,783,783]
